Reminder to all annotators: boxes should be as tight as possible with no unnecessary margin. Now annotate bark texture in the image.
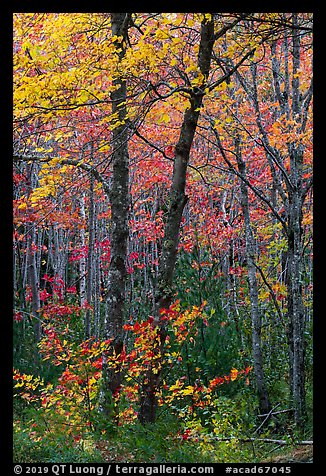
[103,13,132,409]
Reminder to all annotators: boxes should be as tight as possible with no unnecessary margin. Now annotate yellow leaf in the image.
[181,386,194,396]
[158,113,170,124]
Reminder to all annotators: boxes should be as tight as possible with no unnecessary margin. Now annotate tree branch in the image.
[13,154,111,197]
[209,126,289,235]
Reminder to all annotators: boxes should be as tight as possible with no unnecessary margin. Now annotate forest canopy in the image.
[13,12,313,464]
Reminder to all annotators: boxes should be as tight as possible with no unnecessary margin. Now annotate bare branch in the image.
[13,154,111,196]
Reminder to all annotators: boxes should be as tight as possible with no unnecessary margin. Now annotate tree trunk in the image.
[85,175,95,339]
[235,141,271,415]
[102,13,132,409]
[25,163,41,343]
[27,227,41,343]
[285,15,307,427]
[79,192,87,307]
[286,147,306,427]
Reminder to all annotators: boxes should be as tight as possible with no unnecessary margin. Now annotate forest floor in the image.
[261,445,313,463]
[95,440,313,464]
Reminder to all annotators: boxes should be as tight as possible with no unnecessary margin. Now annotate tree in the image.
[248,15,312,426]
[102,12,132,406]
[206,13,312,426]
[137,12,216,424]
[235,136,271,415]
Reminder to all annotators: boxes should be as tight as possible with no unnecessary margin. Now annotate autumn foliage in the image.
[13,12,312,463]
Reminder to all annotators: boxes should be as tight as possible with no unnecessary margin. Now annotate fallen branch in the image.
[175,435,312,446]
[228,438,312,446]
[258,409,294,417]
[255,403,281,433]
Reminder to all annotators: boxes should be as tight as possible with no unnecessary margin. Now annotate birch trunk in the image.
[27,227,41,342]
[79,192,87,307]
[85,175,95,338]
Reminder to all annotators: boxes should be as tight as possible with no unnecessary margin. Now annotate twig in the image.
[252,262,286,329]
[268,444,283,454]
[254,403,281,433]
